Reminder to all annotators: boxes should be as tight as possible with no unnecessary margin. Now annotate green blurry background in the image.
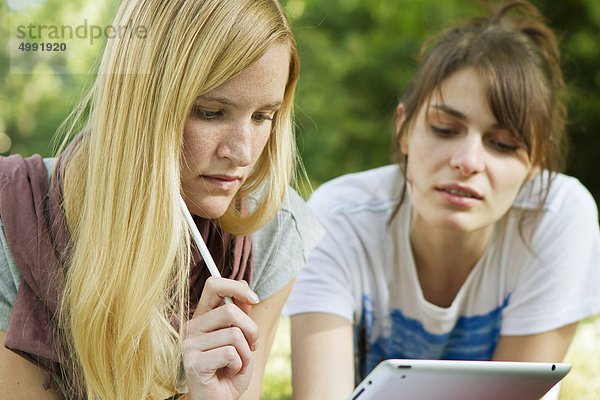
[2,0,599,398]
[2,0,600,201]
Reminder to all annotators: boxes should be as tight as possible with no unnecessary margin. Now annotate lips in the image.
[200,174,242,190]
[435,183,483,207]
[204,174,241,182]
[436,184,483,200]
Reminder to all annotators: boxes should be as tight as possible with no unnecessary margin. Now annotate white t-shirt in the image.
[284,165,600,380]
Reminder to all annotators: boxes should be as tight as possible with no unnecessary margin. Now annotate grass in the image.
[560,316,600,398]
[261,317,293,400]
[261,316,600,399]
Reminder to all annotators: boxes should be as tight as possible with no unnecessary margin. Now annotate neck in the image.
[409,214,494,308]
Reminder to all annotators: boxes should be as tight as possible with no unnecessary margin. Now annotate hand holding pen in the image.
[178,194,232,303]
[179,194,260,399]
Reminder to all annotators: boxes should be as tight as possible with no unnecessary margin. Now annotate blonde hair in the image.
[57,0,299,398]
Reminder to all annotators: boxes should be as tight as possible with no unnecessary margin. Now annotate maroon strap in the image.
[0,154,63,388]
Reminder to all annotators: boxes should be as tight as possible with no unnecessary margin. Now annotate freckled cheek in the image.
[179,131,215,185]
[181,125,219,162]
[250,129,273,163]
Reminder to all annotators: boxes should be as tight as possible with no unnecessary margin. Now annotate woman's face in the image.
[399,67,536,235]
[181,43,290,218]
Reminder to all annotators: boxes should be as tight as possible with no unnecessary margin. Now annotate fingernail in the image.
[249,291,259,304]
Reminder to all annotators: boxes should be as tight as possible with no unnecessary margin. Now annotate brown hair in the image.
[395,1,567,203]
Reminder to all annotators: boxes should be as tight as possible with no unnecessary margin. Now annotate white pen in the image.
[178,194,233,304]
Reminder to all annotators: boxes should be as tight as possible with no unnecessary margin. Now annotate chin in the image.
[194,207,229,220]
[439,217,492,234]
[187,198,232,220]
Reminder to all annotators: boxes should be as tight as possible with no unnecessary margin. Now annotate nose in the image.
[217,120,253,167]
[449,134,485,176]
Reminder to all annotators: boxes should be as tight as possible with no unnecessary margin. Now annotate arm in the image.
[290,312,355,400]
[240,279,295,400]
[492,322,578,362]
[0,330,63,400]
[492,323,578,400]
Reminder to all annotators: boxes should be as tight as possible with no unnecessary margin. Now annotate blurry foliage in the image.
[1,0,599,206]
[288,0,480,186]
[1,0,120,155]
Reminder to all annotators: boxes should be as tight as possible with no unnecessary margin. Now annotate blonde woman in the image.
[0,0,322,399]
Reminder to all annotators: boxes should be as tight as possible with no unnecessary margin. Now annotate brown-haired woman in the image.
[285,2,600,399]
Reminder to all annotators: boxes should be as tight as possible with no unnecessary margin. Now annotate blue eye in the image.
[252,113,274,123]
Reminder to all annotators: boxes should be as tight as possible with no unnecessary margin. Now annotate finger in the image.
[186,303,259,351]
[184,344,244,380]
[196,277,259,314]
[232,297,253,316]
[184,326,253,374]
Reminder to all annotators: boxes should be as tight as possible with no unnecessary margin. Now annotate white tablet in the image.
[349,359,571,400]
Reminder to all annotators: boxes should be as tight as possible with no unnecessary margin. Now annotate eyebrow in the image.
[430,104,505,130]
[196,95,283,110]
[430,104,467,121]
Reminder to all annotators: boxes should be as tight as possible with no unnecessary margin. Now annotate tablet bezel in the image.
[350,359,571,400]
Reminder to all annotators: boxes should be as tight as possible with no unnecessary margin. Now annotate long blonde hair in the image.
[57,0,299,398]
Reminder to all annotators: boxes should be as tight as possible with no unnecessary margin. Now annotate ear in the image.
[396,103,408,155]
